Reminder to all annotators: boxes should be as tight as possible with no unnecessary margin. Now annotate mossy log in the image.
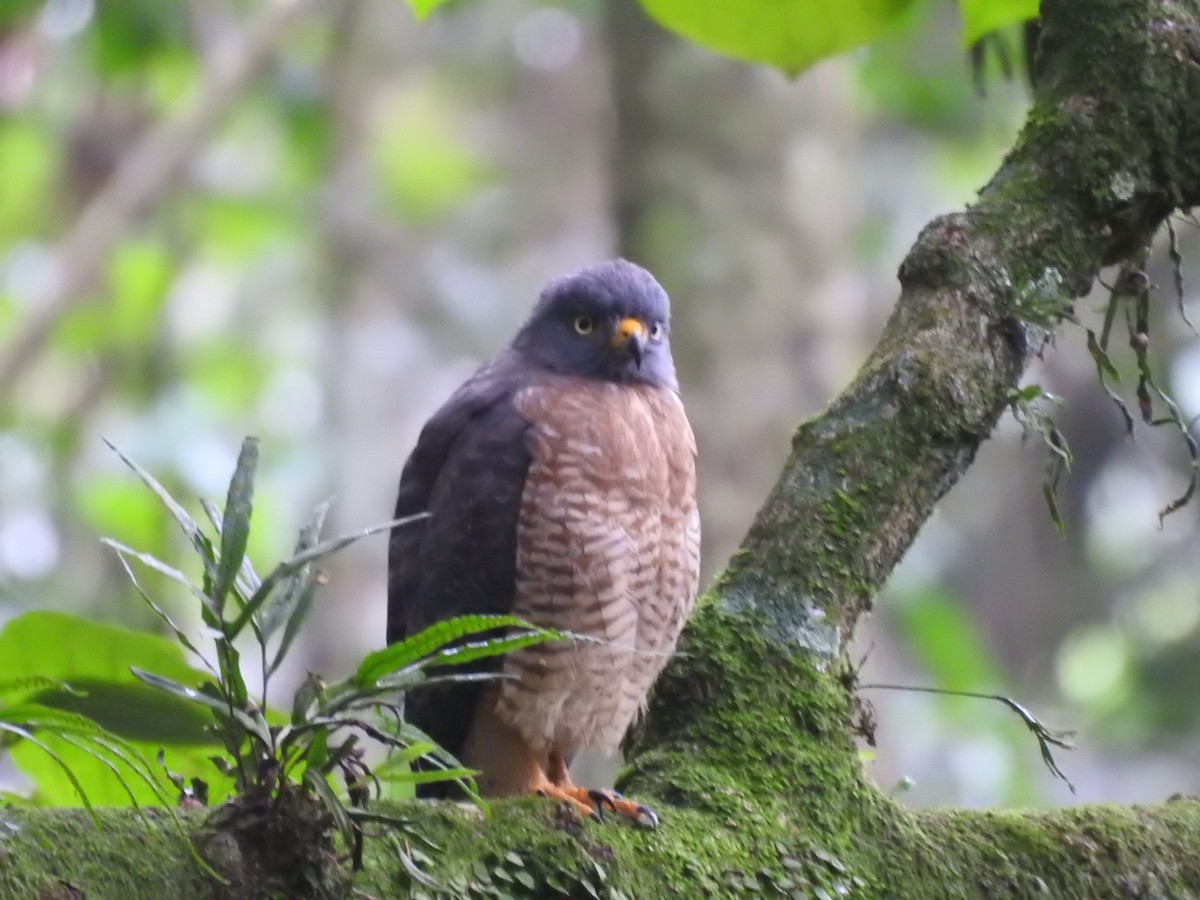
[4,0,1200,896]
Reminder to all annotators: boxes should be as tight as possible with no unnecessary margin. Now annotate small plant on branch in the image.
[101,435,564,869]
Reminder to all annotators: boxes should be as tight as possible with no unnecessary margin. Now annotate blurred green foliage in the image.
[372,84,492,223]
[0,123,58,241]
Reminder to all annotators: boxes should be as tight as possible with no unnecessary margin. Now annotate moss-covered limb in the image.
[888,800,1200,899]
[719,0,1200,652]
[4,607,1199,897]
[0,806,221,900]
[5,791,1200,898]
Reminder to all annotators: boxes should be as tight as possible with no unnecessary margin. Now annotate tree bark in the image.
[5,0,1200,896]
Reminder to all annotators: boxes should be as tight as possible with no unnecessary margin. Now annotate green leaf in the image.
[303,767,352,842]
[107,540,216,678]
[263,498,332,668]
[15,681,213,746]
[104,438,219,589]
[231,513,426,639]
[958,0,1039,46]
[0,613,207,712]
[0,612,224,806]
[2,706,175,808]
[102,538,220,625]
[0,677,83,704]
[353,614,544,687]
[213,436,260,619]
[131,668,271,748]
[393,766,477,786]
[200,498,263,596]
[291,673,325,726]
[0,723,97,814]
[636,0,919,75]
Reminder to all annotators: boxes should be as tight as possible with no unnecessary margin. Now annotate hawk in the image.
[387,259,699,825]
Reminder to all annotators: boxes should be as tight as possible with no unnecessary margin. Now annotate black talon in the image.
[588,789,618,814]
[635,804,659,828]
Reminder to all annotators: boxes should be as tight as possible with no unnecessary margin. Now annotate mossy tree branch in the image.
[5,0,1200,897]
[718,0,1200,653]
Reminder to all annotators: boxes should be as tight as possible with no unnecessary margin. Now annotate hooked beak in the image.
[612,317,646,367]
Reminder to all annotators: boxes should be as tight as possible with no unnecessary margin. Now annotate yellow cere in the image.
[613,317,645,345]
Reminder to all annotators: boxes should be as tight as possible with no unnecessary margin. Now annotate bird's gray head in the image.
[512,259,678,388]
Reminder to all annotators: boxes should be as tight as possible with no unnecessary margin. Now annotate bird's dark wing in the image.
[387,352,533,765]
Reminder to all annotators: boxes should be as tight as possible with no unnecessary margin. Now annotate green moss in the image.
[865,801,1200,899]
[0,806,221,900]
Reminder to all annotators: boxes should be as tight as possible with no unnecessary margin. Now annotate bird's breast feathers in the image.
[496,375,699,752]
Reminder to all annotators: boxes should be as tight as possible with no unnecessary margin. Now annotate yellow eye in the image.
[649,322,665,340]
[573,316,594,335]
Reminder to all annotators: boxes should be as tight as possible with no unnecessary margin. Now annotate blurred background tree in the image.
[1,0,1197,810]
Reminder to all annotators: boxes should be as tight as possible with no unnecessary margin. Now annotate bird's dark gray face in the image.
[512,260,678,389]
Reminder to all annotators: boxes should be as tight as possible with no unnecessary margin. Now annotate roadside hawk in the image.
[387,259,700,825]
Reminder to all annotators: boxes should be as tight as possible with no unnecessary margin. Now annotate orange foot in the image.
[529,751,658,828]
[532,775,658,827]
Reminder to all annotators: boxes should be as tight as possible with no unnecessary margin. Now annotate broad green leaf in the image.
[0,723,97,813]
[958,0,1039,46]
[2,705,174,808]
[0,677,82,704]
[636,0,919,75]
[213,436,259,618]
[14,681,212,746]
[0,612,225,806]
[0,612,206,703]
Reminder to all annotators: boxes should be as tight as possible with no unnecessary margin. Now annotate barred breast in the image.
[494,376,700,757]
